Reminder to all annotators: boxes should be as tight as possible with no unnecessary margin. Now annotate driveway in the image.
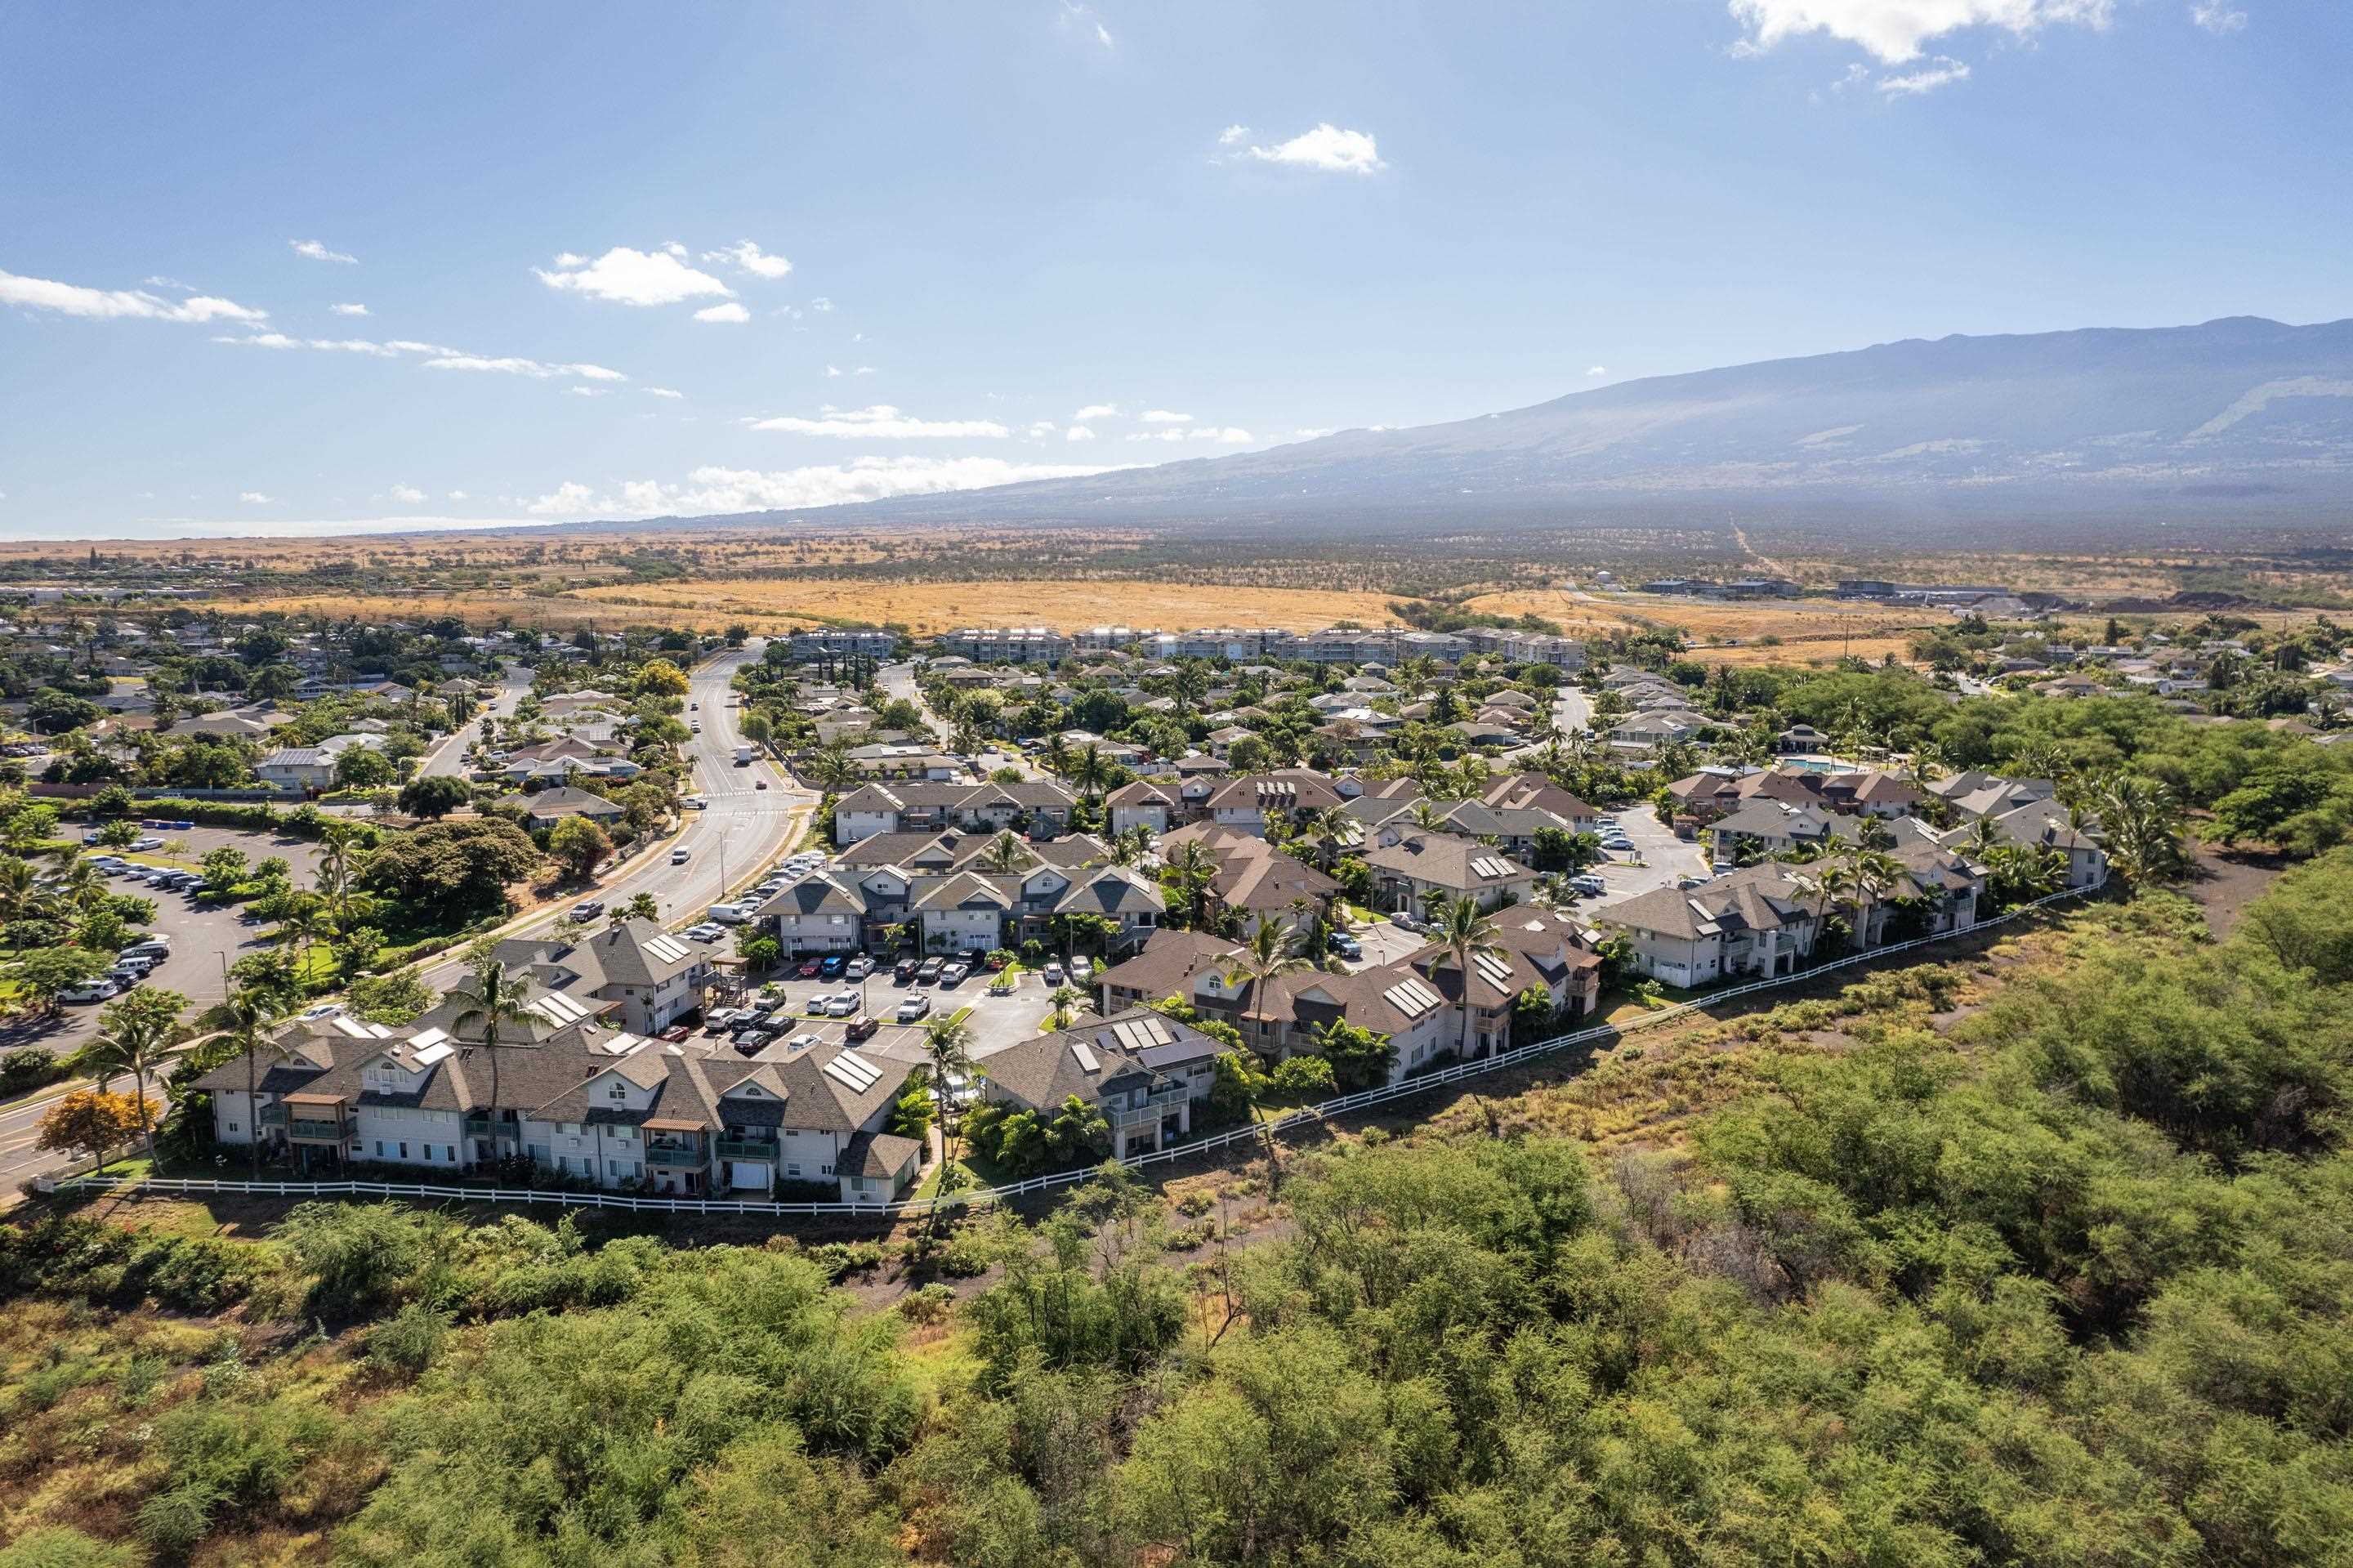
[417,660,533,780]
[738,958,1052,1063]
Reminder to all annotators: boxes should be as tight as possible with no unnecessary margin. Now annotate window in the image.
[609,1083,627,1101]
[819,1164,833,1176]
[228,1121,240,1133]
[446,1147,456,1162]
[786,1164,801,1177]
[374,1141,384,1157]
[398,1142,409,1159]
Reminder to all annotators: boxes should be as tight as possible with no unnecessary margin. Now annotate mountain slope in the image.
[765,316,2353,536]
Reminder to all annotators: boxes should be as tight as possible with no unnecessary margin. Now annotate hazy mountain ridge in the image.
[730,315,2353,536]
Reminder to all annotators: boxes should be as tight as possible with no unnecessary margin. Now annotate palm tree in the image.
[2090,774,2183,886]
[1045,983,1087,1030]
[922,1015,977,1232]
[221,988,293,1176]
[78,990,185,1163]
[1427,894,1506,1061]
[1164,840,1219,931]
[0,855,38,926]
[1073,744,1110,804]
[1223,915,1310,1059]
[454,956,537,1168]
[1409,798,1449,834]
[315,824,360,934]
[276,901,332,984]
[981,829,1029,874]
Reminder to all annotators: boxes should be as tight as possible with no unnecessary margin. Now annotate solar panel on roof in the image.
[332,1016,373,1038]
[409,1026,451,1050]
[1383,977,1443,1015]
[1474,952,1516,989]
[413,1041,454,1066]
[822,1048,882,1092]
[529,991,590,1025]
[1069,1039,1101,1074]
[642,933,690,964]
[1140,1014,1173,1045]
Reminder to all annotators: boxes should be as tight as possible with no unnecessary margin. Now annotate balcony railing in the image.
[462,1115,497,1137]
[645,1143,706,1168]
[257,1104,288,1127]
[715,1137,779,1161]
[288,1118,345,1141]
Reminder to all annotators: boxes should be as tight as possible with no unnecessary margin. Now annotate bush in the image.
[898,1283,957,1323]
[0,1048,65,1098]
[806,1240,884,1280]
[0,1216,266,1313]
[0,1527,140,1568]
[366,1301,449,1378]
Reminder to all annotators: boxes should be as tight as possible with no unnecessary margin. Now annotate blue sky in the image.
[2,0,2346,538]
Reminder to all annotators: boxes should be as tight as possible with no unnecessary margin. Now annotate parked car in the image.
[916,956,944,983]
[895,992,933,1022]
[805,992,832,1014]
[659,1025,693,1043]
[1041,960,1065,984]
[62,980,121,1004]
[571,900,605,921]
[1069,957,1092,981]
[894,957,920,982]
[1329,933,1363,960]
[797,958,824,979]
[819,954,847,978]
[845,1016,879,1043]
[683,794,708,810]
[685,922,727,942]
[940,961,970,987]
[845,956,871,980]
[824,993,858,1017]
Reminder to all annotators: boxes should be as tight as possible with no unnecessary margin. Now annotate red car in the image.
[659,1025,692,1043]
[797,958,824,978]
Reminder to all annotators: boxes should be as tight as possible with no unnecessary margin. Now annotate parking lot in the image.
[1577,804,1712,913]
[703,957,1070,1063]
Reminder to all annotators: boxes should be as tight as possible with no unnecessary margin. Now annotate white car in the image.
[61,980,121,1004]
[824,992,859,1017]
[895,991,933,1022]
[683,795,708,811]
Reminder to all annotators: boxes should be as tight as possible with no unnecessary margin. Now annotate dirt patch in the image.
[2180,842,2288,937]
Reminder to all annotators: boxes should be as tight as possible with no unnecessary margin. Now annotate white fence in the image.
[45,888,2087,1222]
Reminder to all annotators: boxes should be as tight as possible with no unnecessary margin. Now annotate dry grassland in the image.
[560,579,1404,634]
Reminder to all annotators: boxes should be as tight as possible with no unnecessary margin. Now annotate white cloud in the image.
[1217,124,1249,146]
[239,490,274,504]
[553,252,588,267]
[535,246,734,306]
[1059,1,1114,48]
[1291,427,1335,440]
[1074,402,1120,420]
[694,302,752,324]
[329,302,369,316]
[1027,420,1059,437]
[1190,427,1255,444]
[388,484,426,503]
[527,455,1126,518]
[1237,123,1386,175]
[1727,0,2111,65]
[700,239,794,279]
[748,404,1010,438]
[1586,365,1609,377]
[646,386,685,399]
[290,239,359,264]
[663,242,687,257]
[854,364,877,375]
[0,268,267,324]
[423,351,627,381]
[1065,425,1096,442]
[447,489,469,501]
[1127,430,1187,443]
[568,386,609,397]
[810,297,833,311]
[1877,55,1971,92]
[212,332,400,355]
[1141,409,1192,423]
[826,365,844,377]
[2190,2,2246,31]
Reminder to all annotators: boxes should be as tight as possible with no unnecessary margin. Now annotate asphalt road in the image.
[419,642,810,986]
[1578,804,1712,913]
[417,660,534,780]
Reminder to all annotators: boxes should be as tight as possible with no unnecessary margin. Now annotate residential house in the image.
[1360,829,1536,921]
[976,1007,1226,1158]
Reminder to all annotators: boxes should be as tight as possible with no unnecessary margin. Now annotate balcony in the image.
[288,1118,345,1142]
[645,1142,706,1169]
[715,1137,779,1161]
[257,1104,288,1128]
[462,1115,498,1137]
